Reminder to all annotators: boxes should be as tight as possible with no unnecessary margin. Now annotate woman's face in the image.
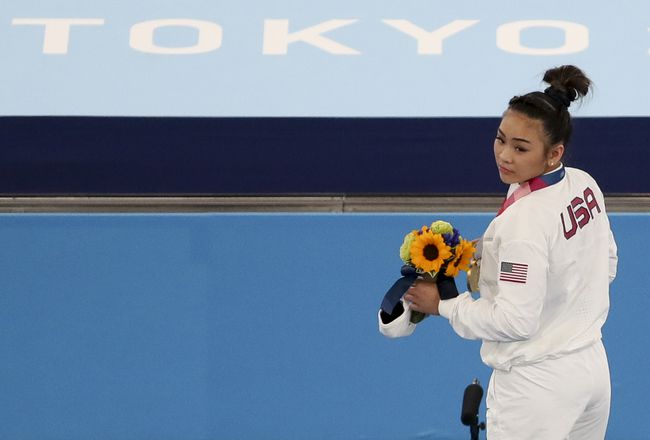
[494,110,563,185]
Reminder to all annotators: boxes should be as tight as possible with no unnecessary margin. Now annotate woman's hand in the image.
[404,279,441,316]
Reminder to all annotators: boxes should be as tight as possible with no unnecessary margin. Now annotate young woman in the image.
[404,65,618,439]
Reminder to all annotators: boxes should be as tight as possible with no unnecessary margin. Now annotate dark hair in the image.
[507,65,591,150]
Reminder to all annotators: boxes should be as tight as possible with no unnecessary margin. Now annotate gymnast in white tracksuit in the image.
[404,65,618,439]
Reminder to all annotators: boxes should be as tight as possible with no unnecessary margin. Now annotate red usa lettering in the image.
[560,187,602,239]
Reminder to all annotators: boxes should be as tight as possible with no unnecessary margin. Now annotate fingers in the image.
[409,301,420,312]
[404,288,419,310]
[404,285,417,300]
[404,282,441,316]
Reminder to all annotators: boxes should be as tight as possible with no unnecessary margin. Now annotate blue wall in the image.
[0,213,647,439]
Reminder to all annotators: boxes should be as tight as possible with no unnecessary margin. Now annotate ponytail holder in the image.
[544,87,572,108]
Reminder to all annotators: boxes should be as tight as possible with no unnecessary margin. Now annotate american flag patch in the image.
[499,261,528,284]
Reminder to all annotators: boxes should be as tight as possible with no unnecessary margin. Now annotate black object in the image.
[437,272,459,300]
[461,379,486,440]
[379,266,419,324]
[379,266,461,324]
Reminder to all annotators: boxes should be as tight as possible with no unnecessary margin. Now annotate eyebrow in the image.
[497,128,532,144]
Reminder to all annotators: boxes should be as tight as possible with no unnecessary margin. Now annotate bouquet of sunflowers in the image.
[401,220,475,279]
[380,220,475,325]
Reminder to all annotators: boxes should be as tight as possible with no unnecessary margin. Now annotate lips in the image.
[498,164,513,174]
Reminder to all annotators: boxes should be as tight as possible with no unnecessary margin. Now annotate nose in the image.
[497,146,512,164]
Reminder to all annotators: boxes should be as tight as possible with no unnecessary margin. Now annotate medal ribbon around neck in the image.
[496,166,566,216]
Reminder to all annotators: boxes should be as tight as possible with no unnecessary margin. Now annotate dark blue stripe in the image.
[537,166,565,187]
[1,116,648,195]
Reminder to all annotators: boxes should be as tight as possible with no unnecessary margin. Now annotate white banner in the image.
[1,0,648,116]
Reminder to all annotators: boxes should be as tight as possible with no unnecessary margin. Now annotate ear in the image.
[547,144,565,165]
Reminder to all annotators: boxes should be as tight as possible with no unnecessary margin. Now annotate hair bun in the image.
[544,86,573,108]
[542,65,591,107]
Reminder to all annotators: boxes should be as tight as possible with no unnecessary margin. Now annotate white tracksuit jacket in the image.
[439,166,618,371]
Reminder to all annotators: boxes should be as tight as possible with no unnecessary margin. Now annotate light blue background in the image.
[0,213,647,439]
[1,0,649,116]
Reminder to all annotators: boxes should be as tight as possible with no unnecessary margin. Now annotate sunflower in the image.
[444,239,476,277]
[409,230,452,274]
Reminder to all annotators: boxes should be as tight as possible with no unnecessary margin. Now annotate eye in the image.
[495,135,505,144]
[514,145,528,152]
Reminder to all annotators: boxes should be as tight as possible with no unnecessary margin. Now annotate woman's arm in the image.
[608,229,618,284]
[439,239,549,342]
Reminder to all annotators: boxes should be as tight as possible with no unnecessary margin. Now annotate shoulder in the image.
[563,167,607,206]
[565,167,601,189]
[494,196,553,243]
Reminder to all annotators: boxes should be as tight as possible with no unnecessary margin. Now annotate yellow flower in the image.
[409,230,452,274]
[444,239,476,277]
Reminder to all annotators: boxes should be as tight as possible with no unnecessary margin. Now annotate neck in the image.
[542,162,563,175]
